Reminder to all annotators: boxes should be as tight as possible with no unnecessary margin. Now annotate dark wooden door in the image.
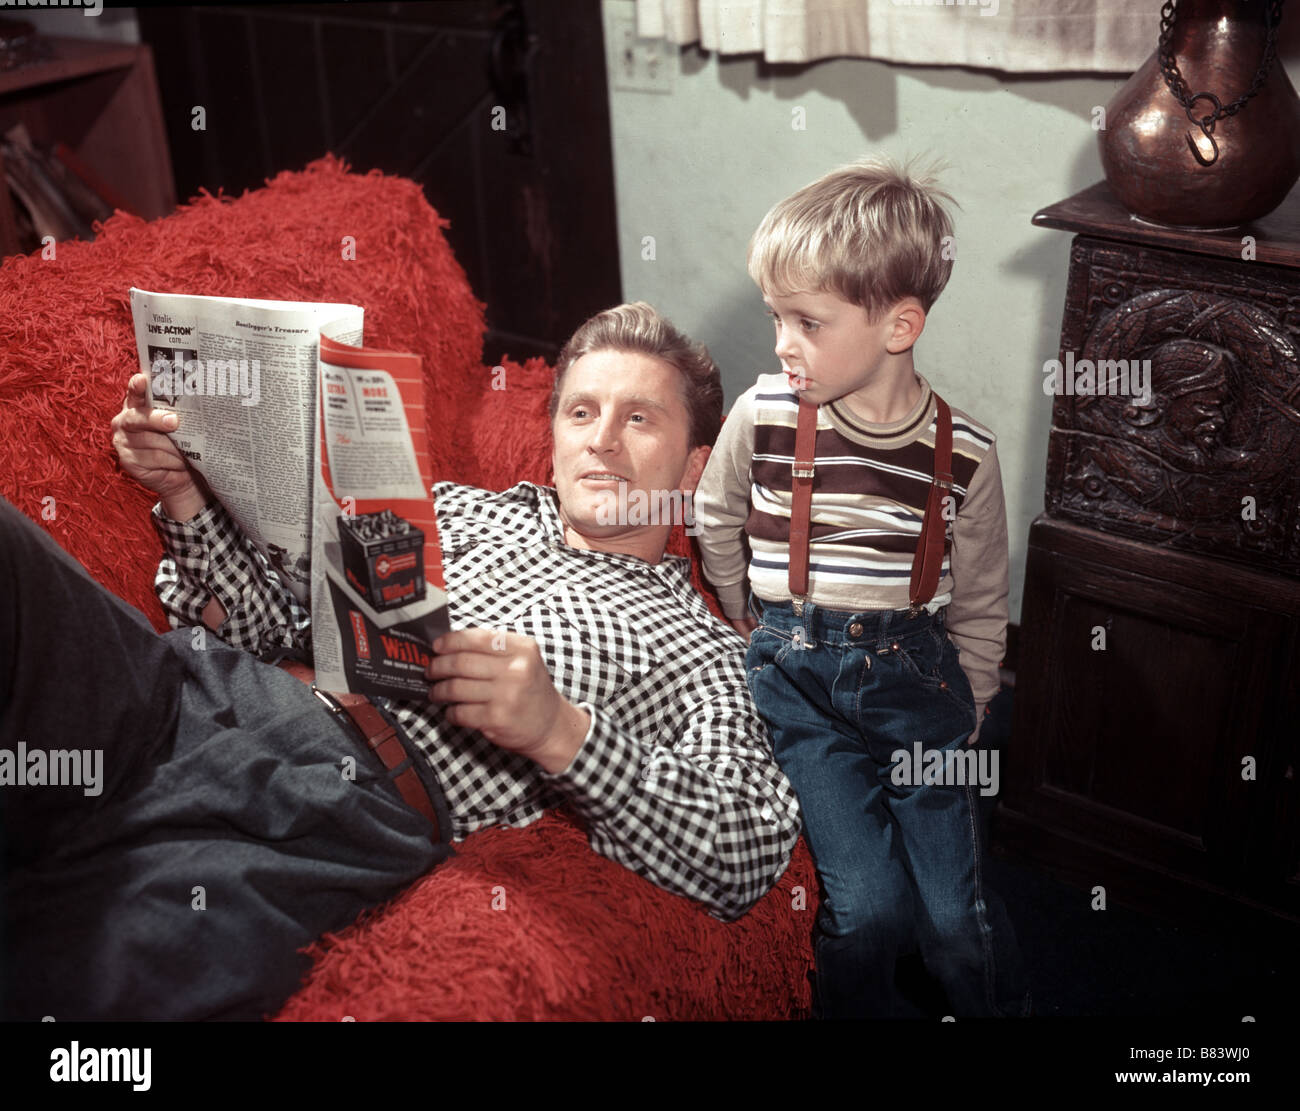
[136,0,621,364]
[1005,516,1300,925]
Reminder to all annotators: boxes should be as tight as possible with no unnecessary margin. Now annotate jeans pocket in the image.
[893,630,942,685]
[895,628,975,720]
[746,625,796,675]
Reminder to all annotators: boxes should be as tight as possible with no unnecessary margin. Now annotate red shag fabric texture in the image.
[0,156,816,1020]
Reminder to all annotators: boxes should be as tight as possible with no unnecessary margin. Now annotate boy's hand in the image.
[729,616,758,643]
[966,703,989,746]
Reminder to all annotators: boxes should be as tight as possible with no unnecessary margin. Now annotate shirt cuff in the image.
[152,499,224,561]
[150,500,247,623]
[539,702,641,823]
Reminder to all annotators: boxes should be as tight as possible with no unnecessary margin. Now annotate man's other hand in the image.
[426,628,591,774]
[111,373,207,520]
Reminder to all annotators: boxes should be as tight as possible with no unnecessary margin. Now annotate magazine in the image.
[309,333,450,697]
[128,289,450,698]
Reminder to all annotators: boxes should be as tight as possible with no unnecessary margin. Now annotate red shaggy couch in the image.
[0,156,818,1020]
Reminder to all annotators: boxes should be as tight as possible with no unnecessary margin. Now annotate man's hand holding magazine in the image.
[426,628,592,773]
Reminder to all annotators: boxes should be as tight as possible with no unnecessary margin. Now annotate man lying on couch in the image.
[0,302,801,1021]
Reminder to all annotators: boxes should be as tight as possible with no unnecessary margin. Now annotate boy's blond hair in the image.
[747,157,957,322]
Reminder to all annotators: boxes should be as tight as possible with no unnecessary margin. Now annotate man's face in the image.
[551,348,710,556]
[765,287,899,412]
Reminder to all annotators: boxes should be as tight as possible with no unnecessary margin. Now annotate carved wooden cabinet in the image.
[1002,182,1300,930]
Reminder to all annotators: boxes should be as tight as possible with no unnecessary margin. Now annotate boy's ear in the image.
[887,299,927,354]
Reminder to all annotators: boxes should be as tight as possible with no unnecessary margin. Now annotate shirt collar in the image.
[825,372,934,446]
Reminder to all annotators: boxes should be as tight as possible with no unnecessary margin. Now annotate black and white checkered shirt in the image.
[152,481,801,921]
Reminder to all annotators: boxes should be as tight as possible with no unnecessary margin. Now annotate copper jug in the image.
[1099,0,1300,228]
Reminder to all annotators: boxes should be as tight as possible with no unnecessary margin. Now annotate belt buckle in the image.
[311,685,354,730]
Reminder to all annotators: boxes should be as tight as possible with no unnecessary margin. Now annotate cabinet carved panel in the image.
[1046,238,1300,576]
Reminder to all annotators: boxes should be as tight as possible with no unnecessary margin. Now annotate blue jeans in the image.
[746,596,1029,1019]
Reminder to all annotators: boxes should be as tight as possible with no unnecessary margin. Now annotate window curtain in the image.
[634,0,1163,74]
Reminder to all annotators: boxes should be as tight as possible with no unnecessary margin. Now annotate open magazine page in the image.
[129,289,364,602]
[310,328,450,698]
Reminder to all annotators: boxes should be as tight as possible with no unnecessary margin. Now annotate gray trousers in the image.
[0,497,451,1020]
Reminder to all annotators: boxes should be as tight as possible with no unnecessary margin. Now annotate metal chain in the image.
[1157,0,1286,165]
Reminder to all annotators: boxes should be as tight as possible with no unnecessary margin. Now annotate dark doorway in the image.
[137,0,622,364]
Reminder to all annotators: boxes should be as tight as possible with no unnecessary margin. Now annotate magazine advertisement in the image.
[308,331,450,698]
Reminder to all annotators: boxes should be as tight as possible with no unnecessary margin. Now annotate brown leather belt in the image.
[276,658,442,841]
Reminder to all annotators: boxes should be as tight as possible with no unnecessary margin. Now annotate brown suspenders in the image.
[787,392,953,618]
[787,397,819,604]
[908,394,954,616]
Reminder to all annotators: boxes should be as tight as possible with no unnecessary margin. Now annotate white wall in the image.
[602,0,1300,621]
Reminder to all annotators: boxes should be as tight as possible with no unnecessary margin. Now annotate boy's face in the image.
[764,287,908,411]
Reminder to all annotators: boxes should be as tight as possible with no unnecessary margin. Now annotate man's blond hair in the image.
[747,157,957,322]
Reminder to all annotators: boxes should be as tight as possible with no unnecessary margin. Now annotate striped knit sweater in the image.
[693,372,1008,711]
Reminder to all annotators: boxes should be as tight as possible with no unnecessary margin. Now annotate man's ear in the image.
[887,299,927,354]
[679,444,711,493]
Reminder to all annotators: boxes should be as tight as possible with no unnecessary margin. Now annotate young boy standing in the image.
[693,159,1030,1019]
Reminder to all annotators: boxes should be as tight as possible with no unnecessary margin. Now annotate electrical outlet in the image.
[605,2,674,94]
